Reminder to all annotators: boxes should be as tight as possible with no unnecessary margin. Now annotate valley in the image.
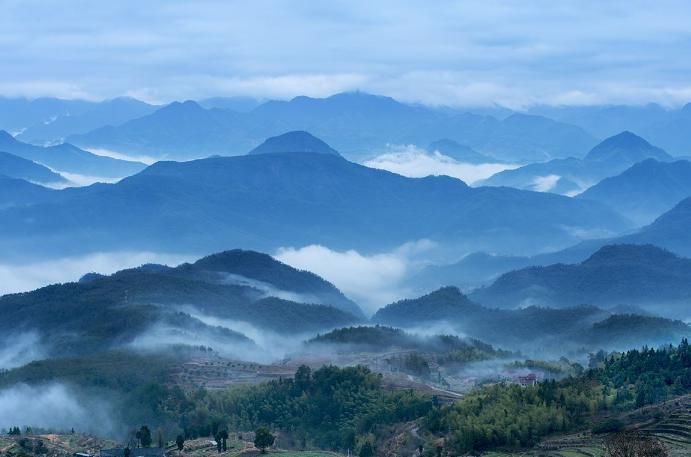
[3,7,691,454]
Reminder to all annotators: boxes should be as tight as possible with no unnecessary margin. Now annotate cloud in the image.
[1,1,691,106]
[0,251,192,296]
[0,383,115,435]
[275,241,435,314]
[363,145,517,185]
[531,175,561,192]
[84,148,158,166]
[0,332,45,370]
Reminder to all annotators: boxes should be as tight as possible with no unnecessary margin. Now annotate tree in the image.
[176,435,185,454]
[358,441,374,457]
[136,426,152,448]
[218,430,228,451]
[254,427,274,454]
[604,431,668,457]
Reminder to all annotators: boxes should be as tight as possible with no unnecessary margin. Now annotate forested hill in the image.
[373,286,690,351]
[470,244,691,314]
[0,248,363,358]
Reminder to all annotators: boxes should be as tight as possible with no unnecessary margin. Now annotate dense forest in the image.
[424,339,691,454]
[2,341,689,455]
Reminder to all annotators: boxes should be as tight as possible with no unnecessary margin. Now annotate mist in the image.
[362,145,517,185]
[183,310,315,363]
[0,332,45,370]
[85,147,158,165]
[0,383,116,436]
[0,251,193,296]
[275,242,437,314]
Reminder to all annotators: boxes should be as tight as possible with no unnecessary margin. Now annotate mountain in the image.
[16,97,158,145]
[248,131,340,156]
[69,92,596,162]
[482,131,671,196]
[478,113,596,162]
[307,325,506,358]
[470,244,691,317]
[583,131,671,164]
[0,147,631,261]
[372,287,484,327]
[621,197,691,257]
[176,249,363,318]
[578,159,691,225]
[427,139,497,163]
[0,151,66,185]
[69,100,245,160]
[0,97,94,133]
[372,286,689,351]
[527,104,670,139]
[0,175,55,208]
[408,252,534,292]
[199,96,265,112]
[643,103,691,156]
[436,195,691,287]
[528,103,691,157]
[0,130,145,178]
[0,248,362,358]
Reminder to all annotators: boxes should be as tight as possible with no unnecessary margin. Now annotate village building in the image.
[517,373,538,387]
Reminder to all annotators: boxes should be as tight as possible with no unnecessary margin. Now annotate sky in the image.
[2,0,691,108]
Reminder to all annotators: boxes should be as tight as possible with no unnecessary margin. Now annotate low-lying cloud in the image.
[0,383,115,435]
[84,147,158,165]
[0,332,45,370]
[0,251,192,296]
[363,145,516,185]
[275,241,435,314]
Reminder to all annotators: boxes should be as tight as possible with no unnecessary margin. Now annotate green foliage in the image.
[424,339,691,454]
[309,325,511,363]
[136,426,152,447]
[592,418,624,434]
[174,365,432,451]
[254,427,274,453]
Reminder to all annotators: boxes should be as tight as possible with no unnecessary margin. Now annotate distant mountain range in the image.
[15,97,158,145]
[481,131,671,196]
[0,130,145,178]
[68,92,597,162]
[372,286,690,352]
[0,134,630,261]
[69,100,245,160]
[0,175,55,208]
[470,244,691,317]
[578,159,691,225]
[0,151,66,185]
[0,249,362,358]
[416,195,691,290]
[528,102,691,156]
[623,196,691,257]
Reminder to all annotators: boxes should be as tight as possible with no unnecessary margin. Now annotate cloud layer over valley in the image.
[363,145,517,184]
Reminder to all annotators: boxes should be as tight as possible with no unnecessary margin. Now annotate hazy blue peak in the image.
[584,130,670,162]
[0,129,15,141]
[248,131,341,156]
[582,243,678,266]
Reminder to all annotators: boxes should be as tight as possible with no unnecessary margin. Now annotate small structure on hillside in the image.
[517,373,538,387]
[101,448,165,457]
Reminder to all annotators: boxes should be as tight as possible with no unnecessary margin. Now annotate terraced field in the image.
[484,395,691,456]
[637,396,691,456]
